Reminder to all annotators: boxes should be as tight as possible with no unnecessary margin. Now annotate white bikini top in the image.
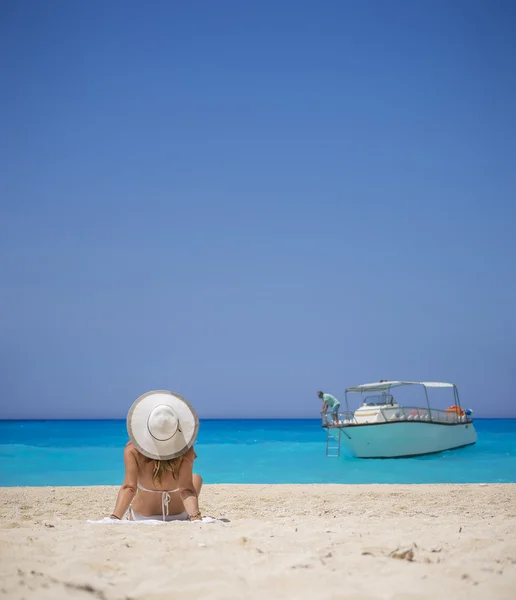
[136,453,195,519]
[136,482,180,519]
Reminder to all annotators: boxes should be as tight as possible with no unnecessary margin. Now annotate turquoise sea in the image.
[0,419,515,486]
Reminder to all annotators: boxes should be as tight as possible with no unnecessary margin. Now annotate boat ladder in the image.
[325,426,341,458]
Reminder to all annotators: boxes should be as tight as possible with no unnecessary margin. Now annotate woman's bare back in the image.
[128,444,196,517]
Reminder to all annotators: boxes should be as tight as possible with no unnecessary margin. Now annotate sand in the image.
[1,484,515,600]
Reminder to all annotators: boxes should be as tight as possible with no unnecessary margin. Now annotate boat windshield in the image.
[362,393,395,406]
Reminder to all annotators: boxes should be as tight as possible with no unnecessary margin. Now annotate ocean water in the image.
[0,419,515,486]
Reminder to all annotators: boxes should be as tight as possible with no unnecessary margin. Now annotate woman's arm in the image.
[178,448,201,521]
[111,444,139,519]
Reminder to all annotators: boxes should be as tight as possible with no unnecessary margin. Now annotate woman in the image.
[110,390,203,521]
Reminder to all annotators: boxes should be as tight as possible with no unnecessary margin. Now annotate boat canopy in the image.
[346,381,455,393]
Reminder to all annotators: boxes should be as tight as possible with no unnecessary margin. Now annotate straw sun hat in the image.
[127,390,199,460]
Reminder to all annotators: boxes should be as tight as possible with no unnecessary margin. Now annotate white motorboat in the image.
[322,381,477,458]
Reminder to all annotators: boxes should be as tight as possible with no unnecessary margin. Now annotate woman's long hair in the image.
[139,453,183,482]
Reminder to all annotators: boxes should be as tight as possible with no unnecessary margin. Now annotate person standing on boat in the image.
[317,391,341,424]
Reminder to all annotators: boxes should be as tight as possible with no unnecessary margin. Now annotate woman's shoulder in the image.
[125,442,139,459]
[182,446,197,463]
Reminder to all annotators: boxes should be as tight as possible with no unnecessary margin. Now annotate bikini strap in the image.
[137,482,180,493]
[136,483,180,520]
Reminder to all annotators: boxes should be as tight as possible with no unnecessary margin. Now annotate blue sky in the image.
[1,0,515,419]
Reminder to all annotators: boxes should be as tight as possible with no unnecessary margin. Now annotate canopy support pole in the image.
[454,385,461,409]
[423,385,432,421]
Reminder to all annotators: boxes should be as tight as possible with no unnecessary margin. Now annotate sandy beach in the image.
[1,484,515,600]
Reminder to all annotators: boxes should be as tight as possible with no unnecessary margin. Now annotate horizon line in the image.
[1,416,514,422]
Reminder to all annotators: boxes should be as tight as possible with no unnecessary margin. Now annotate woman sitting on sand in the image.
[110,390,203,522]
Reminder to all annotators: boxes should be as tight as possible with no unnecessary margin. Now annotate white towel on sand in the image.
[87,516,223,525]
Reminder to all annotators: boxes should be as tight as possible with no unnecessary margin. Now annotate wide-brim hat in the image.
[127,390,199,460]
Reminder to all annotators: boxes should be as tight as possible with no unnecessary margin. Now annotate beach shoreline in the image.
[1,484,515,599]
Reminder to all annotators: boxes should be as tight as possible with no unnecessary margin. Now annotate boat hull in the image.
[337,421,477,458]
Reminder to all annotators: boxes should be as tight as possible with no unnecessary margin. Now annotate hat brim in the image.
[127,390,199,460]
